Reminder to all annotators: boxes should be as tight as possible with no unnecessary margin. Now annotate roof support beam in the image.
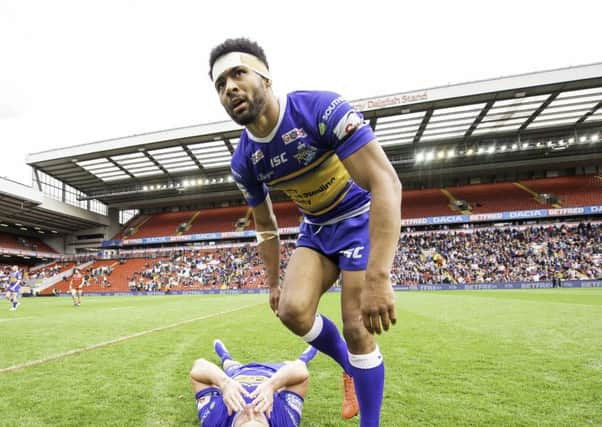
[107,157,135,178]
[464,100,494,139]
[182,145,206,173]
[32,168,42,191]
[576,100,602,125]
[369,117,377,131]
[519,92,559,132]
[224,138,235,154]
[141,150,169,175]
[413,109,433,145]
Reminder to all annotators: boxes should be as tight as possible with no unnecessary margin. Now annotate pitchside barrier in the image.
[33,279,602,297]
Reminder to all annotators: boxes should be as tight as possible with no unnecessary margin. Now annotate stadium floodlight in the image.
[522,142,529,149]
[227,175,234,183]
[51,230,58,234]
[143,185,148,191]
[0,223,8,227]
[487,145,495,154]
[592,134,600,142]
[511,143,518,150]
[218,177,224,183]
[425,151,435,162]
[437,150,445,159]
[580,135,587,143]
[211,178,217,184]
[150,185,155,190]
[415,152,425,163]
[477,147,486,154]
[447,149,455,159]
[568,137,574,144]
[182,180,190,187]
[197,179,203,185]
[500,144,507,152]
[466,148,474,156]
[547,141,553,147]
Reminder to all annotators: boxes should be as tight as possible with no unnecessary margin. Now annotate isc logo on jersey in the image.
[333,111,364,142]
[270,153,288,168]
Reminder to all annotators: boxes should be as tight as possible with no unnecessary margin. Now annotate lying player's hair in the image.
[208,37,269,78]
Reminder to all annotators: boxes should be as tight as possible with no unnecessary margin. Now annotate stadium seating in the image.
[130,211,200,238]
[402,188,454,218]
[0,232,58,253]
[444,182,541,213]
[520,175,602,207]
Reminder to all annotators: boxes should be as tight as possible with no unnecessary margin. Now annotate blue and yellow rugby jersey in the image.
[231,91,375,224]
[195,362,304,427]
[7,271,22,292]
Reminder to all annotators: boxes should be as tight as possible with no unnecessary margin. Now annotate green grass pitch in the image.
[0,289,601,426]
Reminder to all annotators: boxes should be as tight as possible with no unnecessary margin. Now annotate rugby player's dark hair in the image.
[208,37,269,78]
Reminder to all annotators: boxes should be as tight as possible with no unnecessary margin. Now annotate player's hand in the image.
[269,285,281,316]
[250,381,275,418]
[361,276,397,334]
[220,377,248,415]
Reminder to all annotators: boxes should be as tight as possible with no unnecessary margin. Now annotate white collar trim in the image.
[246,95,287,143]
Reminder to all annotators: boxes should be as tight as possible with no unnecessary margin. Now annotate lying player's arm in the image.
[190,358,247,415]
[250,360,309,416]
[342,139,402,333]
[252,195,281,312]
[265,359,309,392]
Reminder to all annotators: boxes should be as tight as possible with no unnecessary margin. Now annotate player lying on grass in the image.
[190,339,317,427]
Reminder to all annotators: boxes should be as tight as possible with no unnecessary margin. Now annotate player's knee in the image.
[278,300,314,335]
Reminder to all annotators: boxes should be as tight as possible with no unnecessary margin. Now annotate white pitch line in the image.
[0,303,261,374]
[0,317,33,322]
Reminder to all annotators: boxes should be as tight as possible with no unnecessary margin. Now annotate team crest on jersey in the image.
[282,128,306,145]
[251,149,264,164]
[293,142,317,165]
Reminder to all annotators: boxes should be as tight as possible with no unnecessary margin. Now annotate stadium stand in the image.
[519,175,602,208]
[0,232,57,253]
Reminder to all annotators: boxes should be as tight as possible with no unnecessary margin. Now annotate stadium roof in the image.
[27,62,602,209]
[0,177,110,234]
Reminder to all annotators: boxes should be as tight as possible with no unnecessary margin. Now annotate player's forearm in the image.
[366,177,401,283]
[257,237,281,288]
[266,360,309,391]
[190,358,230,388]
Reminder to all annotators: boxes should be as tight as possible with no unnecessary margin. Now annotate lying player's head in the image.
[233,405,269,427]
[209,37,272,126]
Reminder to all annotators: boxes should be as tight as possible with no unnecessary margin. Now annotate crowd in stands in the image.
[10,221,602,294]
[28,262,72,280]
[126,243,296,292]
[392,222,601,285]
[118,221,601,290]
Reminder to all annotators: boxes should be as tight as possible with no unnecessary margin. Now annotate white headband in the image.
[211,51,271,83]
